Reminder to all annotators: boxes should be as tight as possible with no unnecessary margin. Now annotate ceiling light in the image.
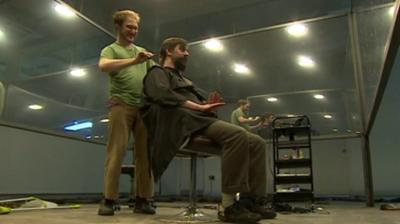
[54,3,75,18]
[70,68,86,77]
[332,128,338,132]
[287,114,295,117]
[323,114,332,119]
[389,6,395,16]
[298,55,315,68]
[313,94,325,99]
[100,119,109,123]
[233,63,250,74]
[267,97,278,102]
[204,38,223,52]
[286,23,308,37]
[0,29,4,38]
[28,104,43,110]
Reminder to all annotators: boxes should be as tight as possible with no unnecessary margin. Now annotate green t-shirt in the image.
[100,42,157,106]
[230,107,251,131]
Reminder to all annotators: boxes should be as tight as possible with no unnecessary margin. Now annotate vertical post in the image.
[348,13,374,207]
[189,154,197,210]
[0,82,5,119]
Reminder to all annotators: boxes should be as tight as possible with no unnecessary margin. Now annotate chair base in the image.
[158,206,218,223]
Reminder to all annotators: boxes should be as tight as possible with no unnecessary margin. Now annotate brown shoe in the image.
[134,197,156,215]
[98,199,118,216]
[239,197,277,219]
[248,204,277,219]
[218,202,262,223]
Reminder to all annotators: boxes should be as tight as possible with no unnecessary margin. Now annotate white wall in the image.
[368,50,400,196]
[158,138,366,197]
[1,123,398,199]
[0,125,130,194]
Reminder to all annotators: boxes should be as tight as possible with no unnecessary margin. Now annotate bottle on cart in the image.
[292,147,304,159]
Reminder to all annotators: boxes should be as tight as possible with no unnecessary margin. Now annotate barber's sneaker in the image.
[98,199,119,216]
[218,202,262,223]
[134,197,156,215]
[239,197,277,219]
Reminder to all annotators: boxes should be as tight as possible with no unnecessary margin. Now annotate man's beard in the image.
[174,57,188,72]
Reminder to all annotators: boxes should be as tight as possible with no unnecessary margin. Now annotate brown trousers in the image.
[200,120,266,196]
[103,98,154,200]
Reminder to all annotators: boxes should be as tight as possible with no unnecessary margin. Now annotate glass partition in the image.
[0,0,397,142]
[353,2,397,118]
[0,0,113,142]
[186,15,361,137]
[62,0,351,49]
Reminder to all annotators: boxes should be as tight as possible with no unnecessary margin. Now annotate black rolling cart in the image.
[272,115,314,203]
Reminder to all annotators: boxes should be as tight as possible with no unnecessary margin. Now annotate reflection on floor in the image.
[0,201,399,224]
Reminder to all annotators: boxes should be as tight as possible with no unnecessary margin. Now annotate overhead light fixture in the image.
[298,55,315,68]
[100,119,109,123]
[54,3,75,18]
[267,97,278,102]
[287,114,296,117]
[64,121,93,131]
[323,114,332,119]
[70,68,86,77]
[332,128,338,132]
[313,94,325,100]
[286,23,308,37]
[389,6,395,16]
[204,38,223,52]
[233,63,250,74]
[28,104,43,110]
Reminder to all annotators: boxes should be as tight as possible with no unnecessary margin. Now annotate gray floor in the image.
[1,202,400,224]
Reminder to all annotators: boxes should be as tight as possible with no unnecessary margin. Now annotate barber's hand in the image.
[248,116,260,121]
[132,51,155,64]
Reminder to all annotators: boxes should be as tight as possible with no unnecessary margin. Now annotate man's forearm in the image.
[239,117,256,124]
[99,58,140,73]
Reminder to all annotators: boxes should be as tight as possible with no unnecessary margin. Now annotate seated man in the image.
[231,99,262,132]
[141,37,276,223]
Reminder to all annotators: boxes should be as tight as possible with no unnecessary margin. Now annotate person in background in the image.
[230,99,261,131]
[256,112,276,139]
[97,9,156,216]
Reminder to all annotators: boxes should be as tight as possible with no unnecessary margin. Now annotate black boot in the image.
[218,202,262,223]
[238,197,277,219]
[98,199,118,216]
[134,197,156,215]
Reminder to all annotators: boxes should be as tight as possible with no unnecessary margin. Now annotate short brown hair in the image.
[238,99,249,106]
[264,112,274,119]
[113,10,140,26]
[159,37,188,65]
